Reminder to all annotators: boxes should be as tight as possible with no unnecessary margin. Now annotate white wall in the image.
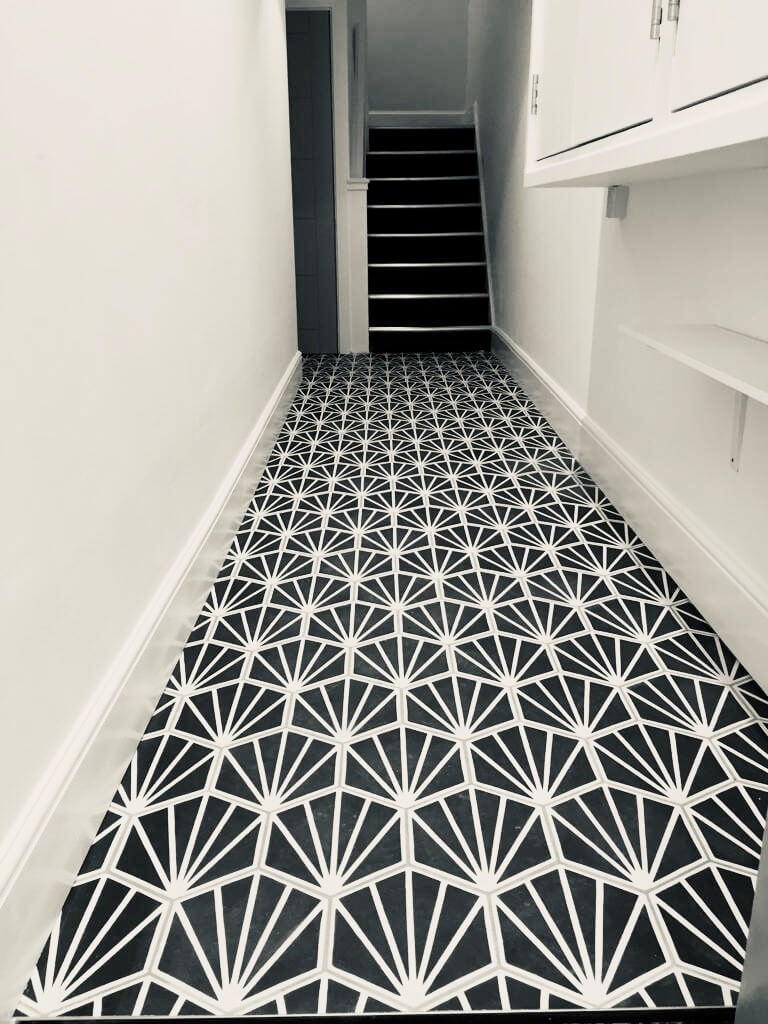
[589,171,768,604]
[0,0,297,848]
[466,0,604,410]
[368,0,470,112]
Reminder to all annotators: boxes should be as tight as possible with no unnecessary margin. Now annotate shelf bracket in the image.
[730,391,748,472]
[605,185,629,219]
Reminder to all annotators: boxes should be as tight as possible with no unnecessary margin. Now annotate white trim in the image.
[491,326,585,451]
[472,100,496,328]
[368,109,474,128]
[347,176,369,191]
[492,326,768,688]
[0,352,302,1015]
[346,177,369,352]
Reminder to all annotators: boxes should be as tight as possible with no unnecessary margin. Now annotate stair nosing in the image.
[370,125,474,130]
[370,293,489,300]
[368,262,487,267]
[369,176,479,182]
[369,203,481,209]
[368,149,475,156]
[368,231,484,238]
[369,325,491,332]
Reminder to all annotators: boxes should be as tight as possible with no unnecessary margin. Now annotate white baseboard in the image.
[0,351,302,1016]
[368,109,474,128]
[492,326,768,688]
[491,326,585,454]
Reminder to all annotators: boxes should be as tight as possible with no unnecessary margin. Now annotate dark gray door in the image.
[287,11,338,354]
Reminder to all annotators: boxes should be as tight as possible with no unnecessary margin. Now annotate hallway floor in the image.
[17,353,768,1017]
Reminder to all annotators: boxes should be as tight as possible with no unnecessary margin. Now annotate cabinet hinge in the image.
[649,0,663,38]
[530,73,539,115]
[668,0,680,22]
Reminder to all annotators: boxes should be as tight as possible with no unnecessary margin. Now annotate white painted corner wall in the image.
[0,0,299,1009]
[469,0,768,686]
[367,0,471,117]
[467,0,604,412]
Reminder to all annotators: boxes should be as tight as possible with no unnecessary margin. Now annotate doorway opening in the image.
[287,10,339,354]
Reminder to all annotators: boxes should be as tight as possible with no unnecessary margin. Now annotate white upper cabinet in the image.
[535,0,658,160]
[526,0,768,187]
[534,0,578,159]
[670,0,768,111]
[569,1,658,148]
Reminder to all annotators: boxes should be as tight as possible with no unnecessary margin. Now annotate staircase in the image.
[366,125,492,353]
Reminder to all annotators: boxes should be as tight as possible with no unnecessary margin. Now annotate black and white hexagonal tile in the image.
[16,353,768,1017]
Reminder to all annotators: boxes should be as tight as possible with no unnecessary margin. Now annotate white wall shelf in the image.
[620,323,768,405]
[620,322,768,470]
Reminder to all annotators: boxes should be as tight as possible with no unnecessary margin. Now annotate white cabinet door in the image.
[534,0,579,159]
[534,0,658,160]
[569,0,658,146]
[670,0,768,111]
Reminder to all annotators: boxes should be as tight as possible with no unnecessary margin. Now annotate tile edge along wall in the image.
[491,327,768,688]
[0,354,302,1016]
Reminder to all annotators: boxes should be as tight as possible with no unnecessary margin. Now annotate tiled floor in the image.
[17,353,768,1017]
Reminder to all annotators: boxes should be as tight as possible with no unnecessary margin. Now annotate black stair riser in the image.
[368,178,481,205]
[368,234,487,263]
[369,126,476,150]
[369,295,491,328]
[367,151,479,178]
[369,264,489,294]
[370,329,491,353]
[368,205,483,234]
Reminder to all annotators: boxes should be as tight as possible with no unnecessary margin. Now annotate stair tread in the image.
[369,325,492,331]
[368,149,475,155]
[369,175,479,180]
[369,262,486,267]
[370,293,489,298]
[366,126,490,352]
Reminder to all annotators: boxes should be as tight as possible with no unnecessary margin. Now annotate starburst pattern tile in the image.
[17,353,768,1017]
